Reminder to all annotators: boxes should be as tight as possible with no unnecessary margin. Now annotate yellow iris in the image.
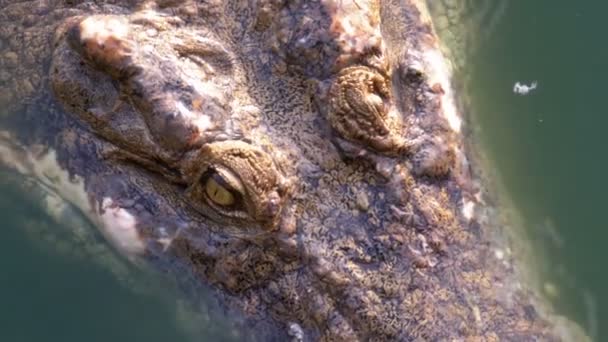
[204,176,235,206]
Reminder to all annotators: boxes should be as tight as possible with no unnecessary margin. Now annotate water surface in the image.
[0,183,195,341]
[466,0,605,339]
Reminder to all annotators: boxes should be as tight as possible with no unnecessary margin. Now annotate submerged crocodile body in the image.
[0,0,585,340]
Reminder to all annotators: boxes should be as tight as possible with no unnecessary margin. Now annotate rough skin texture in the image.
[0,0,583,341]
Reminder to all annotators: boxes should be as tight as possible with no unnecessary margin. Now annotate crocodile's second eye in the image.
[327,66,407,153]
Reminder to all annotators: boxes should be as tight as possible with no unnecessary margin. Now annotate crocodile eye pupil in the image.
[205,176,235,206]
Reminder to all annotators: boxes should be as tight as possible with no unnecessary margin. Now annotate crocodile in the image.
[0,0,588,340]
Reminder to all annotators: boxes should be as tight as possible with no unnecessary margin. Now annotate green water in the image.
[466,0,605,339]
[0,184,195,341]
[0,1,604,341]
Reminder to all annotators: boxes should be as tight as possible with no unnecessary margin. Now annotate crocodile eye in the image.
[327,66,407,153]
[201,168,244,210]
[184,140,287,229]
[205,175,235,206]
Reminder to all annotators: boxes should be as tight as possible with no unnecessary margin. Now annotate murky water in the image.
[0,1,604,341]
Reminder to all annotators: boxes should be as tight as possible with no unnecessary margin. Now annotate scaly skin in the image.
[0,1,586,340]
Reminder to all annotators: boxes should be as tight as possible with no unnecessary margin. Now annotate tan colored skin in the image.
[0,0,579,341]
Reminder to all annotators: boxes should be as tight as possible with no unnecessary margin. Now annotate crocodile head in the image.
[0,0,576,340]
